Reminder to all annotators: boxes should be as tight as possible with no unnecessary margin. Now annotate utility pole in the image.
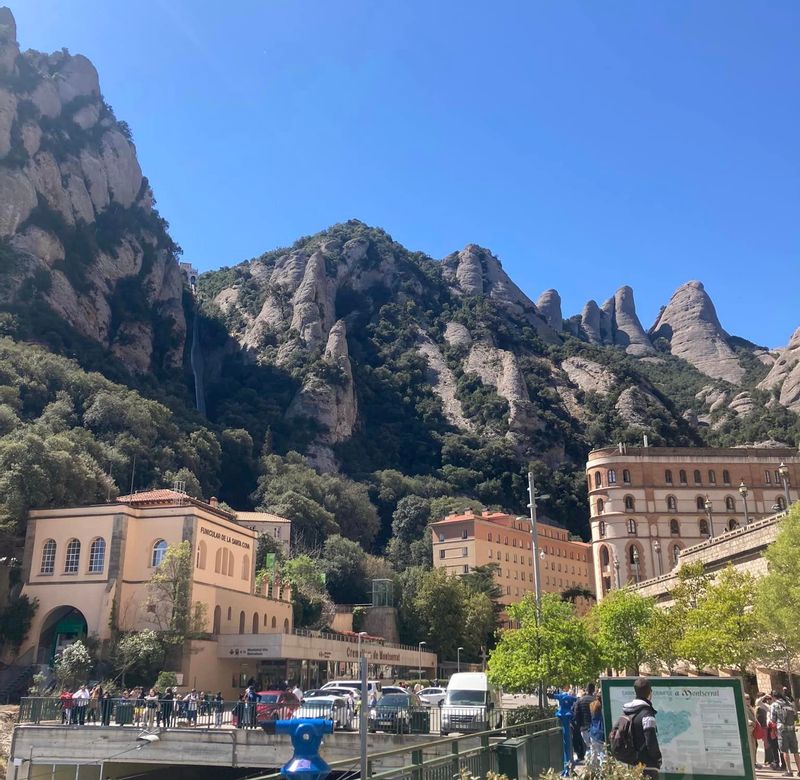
[527,471,549,709]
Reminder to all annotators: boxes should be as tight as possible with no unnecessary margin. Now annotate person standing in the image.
[213,692,224,728]
[589,695,605,763]
[185,689,199,726]
[101,691,114,726]
[144,688,158,728]
[88,685,102,724]
[771,689,800,777]
[758,693,777,767]
[615,677,662,780]
[573,683,596,760]
[59,688,73,725]
[291,682,303,703]
[245,684,259,728]
[72,684,90,725]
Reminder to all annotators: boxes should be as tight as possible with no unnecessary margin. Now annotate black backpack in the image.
[609,712,640,764]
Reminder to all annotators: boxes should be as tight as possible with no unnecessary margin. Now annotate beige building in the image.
[430,510,594,611]
[587,445,800,597]
[236,510,291,555]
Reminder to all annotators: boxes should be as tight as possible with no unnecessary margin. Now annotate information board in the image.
[600,676,754,780]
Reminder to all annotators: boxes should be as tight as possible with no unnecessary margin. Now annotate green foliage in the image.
[282,554,334,629]
[320,534,369,604]
[155,670,178,690]
[111,630,161,686]
[54,640,93,688]
[0,593,38,652]
[588,588,656,674]
[145,541,205,639]
[488,594,602,691]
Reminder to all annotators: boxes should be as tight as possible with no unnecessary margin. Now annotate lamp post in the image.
[418,641,427,682]
[358,631,369,780]
[739,481,750,525]
[613,556,621,588]
[653,540,662,577]
[632,548,641,583]
[457,646,464,673]
[779,463,791,508]
[527,472,549,612]
[357,631,368,670]
[704,496,715,539]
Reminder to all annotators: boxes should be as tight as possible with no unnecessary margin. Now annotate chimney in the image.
[210,496,219,508]
[643,434,649,448]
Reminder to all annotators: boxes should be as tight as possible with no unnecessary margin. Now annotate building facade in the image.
[587,445,800,598]
[430,510,594,610]
[235,510,291,554]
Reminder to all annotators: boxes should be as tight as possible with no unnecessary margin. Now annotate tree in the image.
[255,532,285,570]
[0,594,38,653]
[321,534,369,604]
[54,640,92,688]
[112,630,161,686]
[283,554,335,629]
[589,588,656,674]
[640,607,682,675]
[413,568,467,661]
[488,594,602,693]
[386,495,431,571]
[462,591,496,660]
[462,564,504,649]
[678,564,759,674]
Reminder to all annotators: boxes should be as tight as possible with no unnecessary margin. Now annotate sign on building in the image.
[601,676,754,780]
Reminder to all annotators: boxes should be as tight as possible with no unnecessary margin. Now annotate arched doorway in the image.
[38,606,88,665]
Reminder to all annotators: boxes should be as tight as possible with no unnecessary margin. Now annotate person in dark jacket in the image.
[621,677,662,779]
[573,683,596,759]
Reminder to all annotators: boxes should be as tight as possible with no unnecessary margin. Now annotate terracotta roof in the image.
[116,489,190,503]
[236,511,291,524]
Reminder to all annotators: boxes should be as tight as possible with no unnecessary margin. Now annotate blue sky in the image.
[16,1,800,347]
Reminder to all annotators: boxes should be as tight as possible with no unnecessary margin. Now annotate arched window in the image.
[597,499,604,514]
[238,611,245,634]
[708,470,716,484]
[696,496,706,511]
[215,548,222,573]
[241,554,250,580]
[594,472,602,488]
[600,546,610,567]
[623,469,631,484]
[627,518,637,535]
[40,539,56,574]
[666,495,677,511]
[88,538,105,573]
[725,496,735,511]
[213,605,221,634]
[608,469,617,485]
[624,496,635,511]
[728,519,738,531]
[263,613,267,627]
[670,519,680,536]
[699,518,709,536]
[598,520,606,538]
[283,618,290,634]
[227,606,232,620]
[64,539,81,573]
[672,545,681,565]
[693,470,702,484]
[487,532,492,542]
[679,470,687,485]
[723,470,730,484]
[271,616,277,629]
[777,496,787,511]
[152,539,167,567]
[252,613,259,634]
[228,553,234,577]
[196,541,207,569]
[665,469,673,484]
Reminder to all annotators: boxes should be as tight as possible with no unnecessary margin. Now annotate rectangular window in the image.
[439,550,445,559]
[439,533,445,542]
[462,547,468,557]
[513,554,517,563]
[488,549,493,559]
[776,470,781,484]
[463,565,469,574]
[765,470,772,484]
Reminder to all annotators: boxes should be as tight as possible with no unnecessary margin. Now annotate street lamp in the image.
[779,463,791,507]
[739,482,750,525]
[704,496,715,539]
[418,641,427,682]
[357,630,369,780]
[527,472,549,612]
[632,548,640,583]
[457,646,464,673]
[613,556,621,589]
[357,631,368,665]
[653,540,662,577]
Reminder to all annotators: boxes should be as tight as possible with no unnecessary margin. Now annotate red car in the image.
[256,690,300,720]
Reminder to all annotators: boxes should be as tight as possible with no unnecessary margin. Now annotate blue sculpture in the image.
[548,689,576,777]
[261,718,334,780]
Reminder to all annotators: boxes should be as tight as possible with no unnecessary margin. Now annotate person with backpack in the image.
[609,676,662,779]
[589,695,606,762]
[771,689,800,776]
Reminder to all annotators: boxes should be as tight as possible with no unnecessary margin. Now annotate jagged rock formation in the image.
[561,356,615,395]
[615,386,666,428]
[535,289,562,333]
[649,281,744,384]
[759,327,800,411]
[416,332,474,432]
[578,287,655,356]
[0,7,185,372]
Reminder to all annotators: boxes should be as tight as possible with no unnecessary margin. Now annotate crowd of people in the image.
[751,688,800,776]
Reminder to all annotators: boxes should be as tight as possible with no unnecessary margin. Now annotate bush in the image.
[504,704,555,725]
[155,671,178,690]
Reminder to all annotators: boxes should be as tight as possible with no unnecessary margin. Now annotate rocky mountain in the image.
[0,7,186,374]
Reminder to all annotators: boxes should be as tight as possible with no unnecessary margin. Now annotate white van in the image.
[440,672,501,735]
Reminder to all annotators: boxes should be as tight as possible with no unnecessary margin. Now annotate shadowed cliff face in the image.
[0,6,185,374]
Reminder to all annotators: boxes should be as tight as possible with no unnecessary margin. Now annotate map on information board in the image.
[601,677,754,780]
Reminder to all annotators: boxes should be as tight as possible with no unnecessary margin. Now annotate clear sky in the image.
[15,1,800,347]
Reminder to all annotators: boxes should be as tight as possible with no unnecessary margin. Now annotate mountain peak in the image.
[578,286,654,356]
[650,281,744,383]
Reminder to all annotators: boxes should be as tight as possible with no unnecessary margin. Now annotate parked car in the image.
[321,680,380,697]
[440,673,501,735]
[256,691,300,720]
[295,695,353,729]
[368,693,429,734]
[417,686,446,707]
[377,685,408,697]
[304,687,359,702]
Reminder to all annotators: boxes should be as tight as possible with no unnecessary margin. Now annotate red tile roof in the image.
[116,489,191,504]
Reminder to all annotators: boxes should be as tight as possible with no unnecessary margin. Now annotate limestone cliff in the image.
[577,286,655,356]
[759,327,800,412]
[0,7,185,373]
[649,281,744,384]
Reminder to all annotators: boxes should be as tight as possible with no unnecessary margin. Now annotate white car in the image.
[294,695,353,729]
[417,686,446,707]
[378,685,408,697]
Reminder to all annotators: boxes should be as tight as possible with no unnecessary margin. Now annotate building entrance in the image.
[38,606,87,664]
